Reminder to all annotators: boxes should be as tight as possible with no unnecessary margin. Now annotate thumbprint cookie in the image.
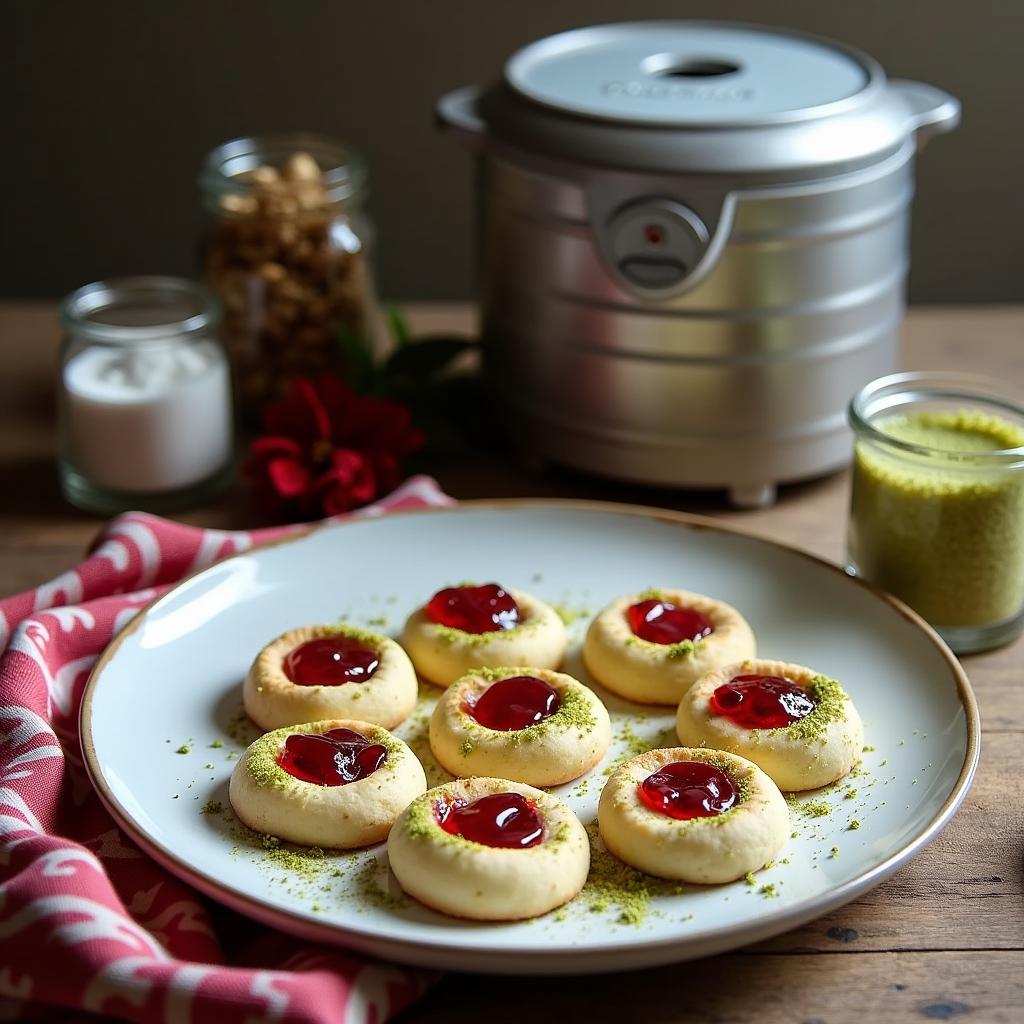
[583,588,756,705]
[598,747,789,884]
[676,659,864,791]
[387,777,589,920]
[229,718,426,848]
[401,583,566,686]
[429,667,611,786]
[244,624,417,731]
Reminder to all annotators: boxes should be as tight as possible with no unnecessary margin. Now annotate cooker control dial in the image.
[607,199,709,291]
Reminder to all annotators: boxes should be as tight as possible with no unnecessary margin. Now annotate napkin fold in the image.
[0,476,453,1022]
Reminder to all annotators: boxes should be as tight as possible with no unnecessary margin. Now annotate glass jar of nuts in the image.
[200,133,377,421]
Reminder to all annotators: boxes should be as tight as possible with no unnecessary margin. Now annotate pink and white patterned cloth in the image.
[0,476,453,1022]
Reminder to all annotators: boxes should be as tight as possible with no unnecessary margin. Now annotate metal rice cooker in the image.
[438,21,959,506]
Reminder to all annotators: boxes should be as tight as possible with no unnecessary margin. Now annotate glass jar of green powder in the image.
[847,372,1024,654]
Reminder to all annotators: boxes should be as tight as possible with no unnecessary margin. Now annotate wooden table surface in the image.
[1,302,1021,1022]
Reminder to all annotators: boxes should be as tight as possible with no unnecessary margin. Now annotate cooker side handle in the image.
[437,87,488,150]
[890,80,961,148]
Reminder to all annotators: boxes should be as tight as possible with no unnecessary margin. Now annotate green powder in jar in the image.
[849,409,1024,627]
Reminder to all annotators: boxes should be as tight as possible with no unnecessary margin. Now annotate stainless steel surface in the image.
[456,22,960,178]
[480,148,909,491]
[440,21,959,501]
[503,22,874,126]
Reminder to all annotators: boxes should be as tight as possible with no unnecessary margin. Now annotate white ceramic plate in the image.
[81,502,979,974]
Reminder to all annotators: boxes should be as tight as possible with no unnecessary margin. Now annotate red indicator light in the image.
[644,224,665,245]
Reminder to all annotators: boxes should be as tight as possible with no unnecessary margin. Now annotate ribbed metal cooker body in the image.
[479,144,912,499]
[440,22,959,503]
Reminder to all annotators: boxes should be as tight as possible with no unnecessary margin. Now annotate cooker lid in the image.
[441,20,959,178]
[505,22,876,127]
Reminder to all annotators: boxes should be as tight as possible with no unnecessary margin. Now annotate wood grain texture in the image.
[397,951,1024,1024]
[1,301,1021,1019]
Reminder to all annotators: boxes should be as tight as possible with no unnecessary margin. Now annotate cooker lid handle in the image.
[437,87,487,150]
[890,79,961,147]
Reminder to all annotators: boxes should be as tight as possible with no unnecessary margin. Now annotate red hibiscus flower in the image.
[244,374,424,521]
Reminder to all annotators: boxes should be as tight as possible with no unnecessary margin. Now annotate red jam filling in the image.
[638,760,738,820]
[283,636,380,687]
[627,598,714,645]
[468,675,561,731]
[710,674,815,730]
[437,792,545,848]
[277,728,387,786]
[425,583,521,634]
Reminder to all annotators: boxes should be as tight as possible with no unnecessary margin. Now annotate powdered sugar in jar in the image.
[58,277,234,513]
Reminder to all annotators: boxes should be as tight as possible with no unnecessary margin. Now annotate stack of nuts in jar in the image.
[204,148,371,419]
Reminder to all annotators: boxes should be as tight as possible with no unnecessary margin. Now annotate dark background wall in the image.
[8,0,1023,303]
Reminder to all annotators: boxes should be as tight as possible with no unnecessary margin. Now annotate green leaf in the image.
[383,337,474,382]
[336,323,378,394]
[385,307,413,349]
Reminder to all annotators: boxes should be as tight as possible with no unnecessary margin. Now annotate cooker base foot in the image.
[728,482,777,509]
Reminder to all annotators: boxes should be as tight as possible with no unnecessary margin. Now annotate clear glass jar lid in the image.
[60,276,220,345]
[199,133,366,210]
[849,371,1024,470]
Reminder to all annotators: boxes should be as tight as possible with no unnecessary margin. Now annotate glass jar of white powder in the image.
[58,276,234,513]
